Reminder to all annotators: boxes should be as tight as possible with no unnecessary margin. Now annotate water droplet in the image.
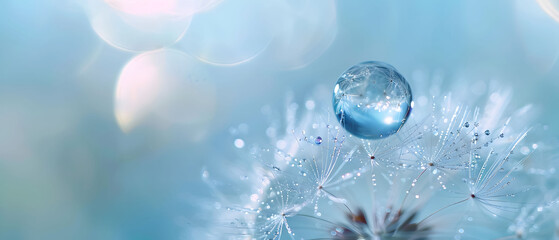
[485,130,490,135]
[333,61,412,139]
[201,169,209,179]
[499,133,504,138]
[464,122,470,128]
[315,136,323,145]
[234,138,245,148]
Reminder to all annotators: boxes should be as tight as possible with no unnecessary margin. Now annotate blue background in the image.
[1,0,558,239]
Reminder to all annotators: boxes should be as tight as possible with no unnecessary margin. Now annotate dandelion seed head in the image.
[197,85,558,239]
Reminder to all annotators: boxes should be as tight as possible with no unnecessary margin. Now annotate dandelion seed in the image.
[201,89,557,240]
[462,129,532,219]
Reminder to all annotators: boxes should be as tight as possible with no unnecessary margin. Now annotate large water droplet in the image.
[332,61,412,139]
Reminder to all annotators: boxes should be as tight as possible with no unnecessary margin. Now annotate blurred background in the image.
[1,0,559,239]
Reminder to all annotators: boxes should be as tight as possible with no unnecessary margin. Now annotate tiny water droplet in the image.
[234,138,245,148]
